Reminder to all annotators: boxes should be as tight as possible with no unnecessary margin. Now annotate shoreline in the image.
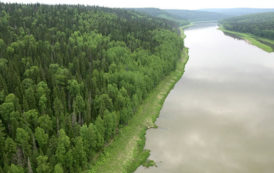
[181,22,194,30]
[86,29,189,173]
[219,25,274,53]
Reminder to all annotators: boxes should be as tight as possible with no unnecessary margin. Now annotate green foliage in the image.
[142,159,157,168]
[73,95,85,116]
[37,115,52,133]
[35,127,48,152]
[80,124,93,156]
[0,3,184,172]
[94,94,113,115]
[15,128,30,156]
[4,137,17,164]
[8,164,24,173]
[221,12,274,40]
[89,48,189,173]
[131,8,190,26]
[23,109,39,128]
[67,80,80,98]
[0,102,14,123]
[39,95,47,114]
[56,129,70,166]
[72,136,87,170]
[132,8,225,24]
[54,164,63,173]
[36,155,50,173]
[0,120,5,164]
[165,9,228,22]
[103,111,116,141]
[95,116,105,150]
[219,26,274,52]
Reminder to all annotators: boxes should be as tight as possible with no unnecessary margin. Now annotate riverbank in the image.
[181,22,194,29]
[85,30,189,173]
[219,25,274,53]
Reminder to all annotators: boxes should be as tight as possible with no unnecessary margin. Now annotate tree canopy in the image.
[220,12,274,40]
[0,3,184,172]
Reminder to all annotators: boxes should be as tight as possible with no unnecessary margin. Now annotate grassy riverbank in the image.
[85,31,189,173]
[219,25,274,53]
[181,22,194,29]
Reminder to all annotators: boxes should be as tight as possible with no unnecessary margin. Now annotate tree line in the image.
[0,3,184,172]
[220,12,274,40]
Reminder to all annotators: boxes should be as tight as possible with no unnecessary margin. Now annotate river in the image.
[135,25,274,173]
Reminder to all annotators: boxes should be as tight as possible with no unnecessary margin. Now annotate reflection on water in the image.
[135,26,274,173]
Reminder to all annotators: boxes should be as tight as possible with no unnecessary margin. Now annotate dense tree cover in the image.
[220,12,274,40]
[130,8,190,26]
[132,8,274,24]
[164,9,228,22]
[132,8,228,23]
[0,3,184,172]
[202,8,274,17]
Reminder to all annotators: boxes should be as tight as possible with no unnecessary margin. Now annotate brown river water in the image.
[135,24,274,173]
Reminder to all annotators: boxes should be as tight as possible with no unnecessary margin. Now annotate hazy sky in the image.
[2,0,274,10]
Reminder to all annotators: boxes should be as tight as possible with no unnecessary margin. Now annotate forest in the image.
[133,8,274,23]
[220,12,274,40]
[164,9,227,22]
[130,8,190,26]
[202,8,274,16]
[0,3,184,172]
[133,8,228,22]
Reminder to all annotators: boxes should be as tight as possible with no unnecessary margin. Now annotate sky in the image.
[1,0,274,10]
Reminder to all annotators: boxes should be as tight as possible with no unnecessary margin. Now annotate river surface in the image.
[135,25,274,173]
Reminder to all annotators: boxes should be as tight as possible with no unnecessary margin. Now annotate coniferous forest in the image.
[0,3,184,172]
[221,12,274,40]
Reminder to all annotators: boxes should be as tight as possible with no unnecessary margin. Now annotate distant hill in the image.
[220,12,274,39]
[132,8,228,23]
[131,8,274,24]
[200,8,274,17]
[130,8,189,25]
[220,12,274,52]
[164,9,228,22]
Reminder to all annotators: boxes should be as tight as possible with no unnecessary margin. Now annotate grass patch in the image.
[219,25,274,53]
[181,22,193,30]
[142,159,157,168]
[84,29,189,173]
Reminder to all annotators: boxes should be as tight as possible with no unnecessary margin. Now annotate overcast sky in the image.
[1,0,274,10]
